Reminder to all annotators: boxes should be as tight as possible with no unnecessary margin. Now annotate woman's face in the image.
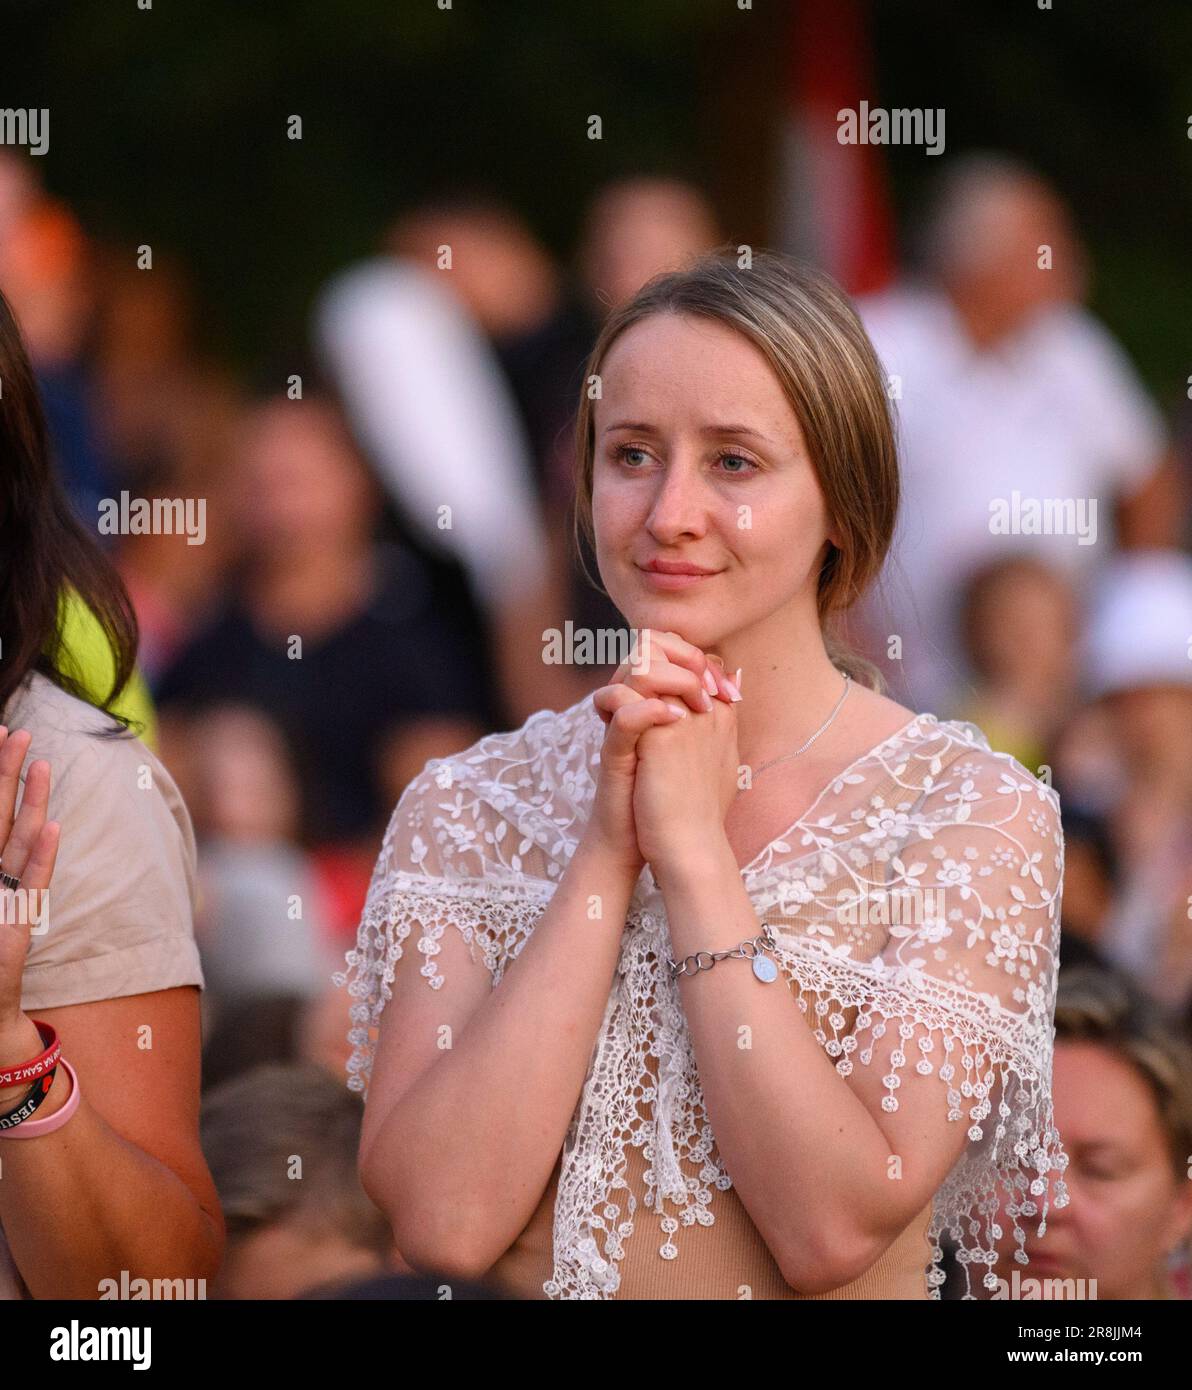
[1012,1040,1192,1297]
[591,312,837,652]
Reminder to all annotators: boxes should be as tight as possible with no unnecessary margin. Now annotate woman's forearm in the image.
[362,838,639,1276]
[655,838,898,1290]
[0,1061,221,1298]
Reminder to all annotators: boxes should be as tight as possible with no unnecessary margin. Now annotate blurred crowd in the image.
[4,142,1191,1300]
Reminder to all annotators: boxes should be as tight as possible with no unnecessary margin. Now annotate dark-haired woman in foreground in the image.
[0,288,222,1297]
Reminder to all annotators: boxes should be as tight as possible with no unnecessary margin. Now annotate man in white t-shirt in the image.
[857,154,1174,714]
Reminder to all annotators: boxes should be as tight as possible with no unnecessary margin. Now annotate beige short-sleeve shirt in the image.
[0,672,204,1297]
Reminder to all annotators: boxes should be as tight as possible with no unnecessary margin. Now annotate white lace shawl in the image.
[336,696,1070,1300]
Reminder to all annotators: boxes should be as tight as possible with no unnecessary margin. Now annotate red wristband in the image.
[0,1021,61,1089]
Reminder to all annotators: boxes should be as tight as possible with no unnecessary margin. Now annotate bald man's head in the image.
[918,154,1087,336]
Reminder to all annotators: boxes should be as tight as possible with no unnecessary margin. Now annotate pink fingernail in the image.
[664,702,687,718]
[702,667,718,696]
[722,678,742,702]
[734,668,743,690]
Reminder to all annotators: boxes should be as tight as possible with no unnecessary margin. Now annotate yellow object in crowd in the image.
[55,588,157,750]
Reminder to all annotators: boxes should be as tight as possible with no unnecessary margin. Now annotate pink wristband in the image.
[0,1059,80,1139]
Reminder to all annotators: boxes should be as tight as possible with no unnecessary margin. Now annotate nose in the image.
[1041,1175,1078,1230]
[644,456,709,545]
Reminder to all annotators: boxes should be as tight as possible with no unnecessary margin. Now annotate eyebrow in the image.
[603,421,777,445]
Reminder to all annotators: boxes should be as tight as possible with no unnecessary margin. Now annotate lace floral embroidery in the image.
[335,699,1069,1299]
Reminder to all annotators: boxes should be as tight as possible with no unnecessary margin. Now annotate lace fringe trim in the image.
[776,940,1070,1299]
[334,884,1069,1300]
[332,873,547,1093]
[543,925,1069,1300]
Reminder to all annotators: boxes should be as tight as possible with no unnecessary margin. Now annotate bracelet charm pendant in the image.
[752,954,778,983]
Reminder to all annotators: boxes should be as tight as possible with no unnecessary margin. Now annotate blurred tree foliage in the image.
[1,0,720,367]
[2,0,1187,405]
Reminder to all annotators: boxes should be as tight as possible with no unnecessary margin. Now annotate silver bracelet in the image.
[668,924,780,983]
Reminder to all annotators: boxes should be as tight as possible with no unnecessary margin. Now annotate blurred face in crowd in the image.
[236,397,377,558]
[943,175,1086,337]
[391,208,558,336]
[193,705,300,843]
[581,180,720,311]
[1017,1040,1192,1297]
[966,559,1077,686]
[591,311,837,654]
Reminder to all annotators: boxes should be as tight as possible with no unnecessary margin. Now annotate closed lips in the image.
[639,560,721,575]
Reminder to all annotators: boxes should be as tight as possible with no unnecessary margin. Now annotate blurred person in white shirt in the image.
[314,254,576,721]
[857,153,1179,715]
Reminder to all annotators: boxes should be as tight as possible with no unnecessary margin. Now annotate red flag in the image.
[775,0,895,295]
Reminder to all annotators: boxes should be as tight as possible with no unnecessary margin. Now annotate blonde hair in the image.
[572,245,898,689]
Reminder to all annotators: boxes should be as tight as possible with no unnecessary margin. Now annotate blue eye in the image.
[715,451,758,474]
[611,444,758,473]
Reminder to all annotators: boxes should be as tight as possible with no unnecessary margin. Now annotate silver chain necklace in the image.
[745,671,851,782]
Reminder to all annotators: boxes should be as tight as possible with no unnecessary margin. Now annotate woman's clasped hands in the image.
[588,630,741,881]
